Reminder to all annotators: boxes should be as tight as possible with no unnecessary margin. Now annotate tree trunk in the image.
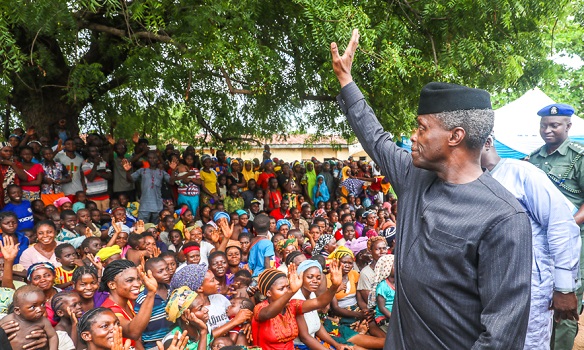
[10,75,81,139]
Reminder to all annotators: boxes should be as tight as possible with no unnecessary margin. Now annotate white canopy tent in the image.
[494,87,584,158]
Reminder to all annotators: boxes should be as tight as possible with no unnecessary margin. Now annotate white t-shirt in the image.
[57,330,75,350]
[206,294,231,330]
[357,264,374,291]
[200,241,214,266]
[292,290,320,344]
[54,151,84,195]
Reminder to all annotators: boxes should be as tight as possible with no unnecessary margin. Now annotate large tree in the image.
[0,0,571,149]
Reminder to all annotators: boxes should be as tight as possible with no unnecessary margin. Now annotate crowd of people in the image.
[0,29,583,350]
[0,115,399,350]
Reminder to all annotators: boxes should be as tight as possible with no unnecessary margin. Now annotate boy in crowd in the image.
[2,185,34,231]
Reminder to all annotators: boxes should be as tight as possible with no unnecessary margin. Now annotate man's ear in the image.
[448,127,466,147]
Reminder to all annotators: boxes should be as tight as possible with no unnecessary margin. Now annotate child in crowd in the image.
[80,236,102,266]
[369,254,395,332]
[182,242,202,265]
[54,243,82,290]
[2,184,34,231]
[31,199,46,222]
[226,297,254,345]
[52,290,84,349]
[72,191,87,213]
[54,197,73,212]
[75,208,101,238]
[212,336,235,349]
[229,269,254,300]
[134,257,173,349]
[248,215,275,277]
[160,251,178,278]
[125,233,148,265]
[168,229,184,253]
[57,209,85,247]
[0,285,59,350]
[218,175,228,201]
[0,211,29,264]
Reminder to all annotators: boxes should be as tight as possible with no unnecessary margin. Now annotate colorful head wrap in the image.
[213,211,230,224]
[367,254,395,309]
[53,197,72,208]
[313,208,326,218]
[276,219,291,231]
[328,246,355,260]
[365,229,379,238]
[361,210,375,218]
[346,236,369,256]
[183,245,200,255]
[297,260,322,275]
[27,262,56,281]
[276,238,297,253]
[170,263,208,292]
[8,134,20,141]
[176,206,189,217]
[258,268,286,296]
[166,286,198,322]
[312,234,333,257]
[236,209,247,217]
[95,245,122,262]
[367,236,386,252]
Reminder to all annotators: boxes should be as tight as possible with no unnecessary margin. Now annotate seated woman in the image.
[27,262,60,326]
[163,286,211,350]
[99,259,158,348]
[326,247,385,349]
[19,220,61,270]
[367,254,395,333]
[251,261,343,350]
[293,260,352,350]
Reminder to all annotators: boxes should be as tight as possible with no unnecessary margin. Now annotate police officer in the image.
[529,103,584,350]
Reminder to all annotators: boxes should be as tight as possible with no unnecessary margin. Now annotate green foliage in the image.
[0,0,579,147]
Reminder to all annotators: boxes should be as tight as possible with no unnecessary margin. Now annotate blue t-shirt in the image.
[0,232,29,264]
[134,287,173,349]
[248,237,274,277]
[2,201,34,231]
[374,279,396,319]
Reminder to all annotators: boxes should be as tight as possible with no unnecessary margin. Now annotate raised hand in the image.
[169,158,179,170]
[87,253,103,271]
[111,219,122,235]
[66,306,78,325]
[132,132,140,145]
[218,220,234,240]
[287,263,302,293]
[111,324,132,350]
[121,158,132,172]
[328,260,343,288]
[138,264,158,293]
[241,323,253,343]
[106,134,115,145]
[156,330,189,350]
[84,226,93,238]
[134,220,145,234]
[330,29,360,87]
[0,235,20,262]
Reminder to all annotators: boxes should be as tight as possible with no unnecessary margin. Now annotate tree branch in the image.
[192,109,261,146]
[79,21,174,44]
[220,67,253,95]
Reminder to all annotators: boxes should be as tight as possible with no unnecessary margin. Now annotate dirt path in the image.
[575,319,584,349]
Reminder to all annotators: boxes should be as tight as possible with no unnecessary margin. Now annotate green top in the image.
[162,326,213,350]
[528,137,584,209]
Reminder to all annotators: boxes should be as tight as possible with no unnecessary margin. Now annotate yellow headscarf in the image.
[96,245,122,262]
[328,245,355,260]
[166,286,198,322]
[341,166,352,182]
[242,160,258,184]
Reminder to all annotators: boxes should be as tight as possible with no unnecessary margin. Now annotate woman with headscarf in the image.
[367,254,395,332]
[227,159,246,190]
[326,247,385,349]
[301,161,317,205]
[251,262,342,350]
[312,175,330,208]
[242,160,258,189]
[338,166,375,205]
[320,162,336,201]
[162,286,211,350]
[99,259,158,348]
[311,234,337,258]
[276,219,292,237]
[292,260,351,350]
[27,262,60,326]
[356,236,388,313]
[0,142,27,206]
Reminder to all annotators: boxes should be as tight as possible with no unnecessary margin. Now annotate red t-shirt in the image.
[101,297,136,347]
[257,172,275,190]
[252,299,304,350]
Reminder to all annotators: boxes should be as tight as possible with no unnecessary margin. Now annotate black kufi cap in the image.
[417,82,492,115]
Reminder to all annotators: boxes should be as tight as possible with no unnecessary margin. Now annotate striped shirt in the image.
[134,287,173,349]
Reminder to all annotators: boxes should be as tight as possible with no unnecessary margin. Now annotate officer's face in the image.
[410,115,451,170]
[540,116,571,147]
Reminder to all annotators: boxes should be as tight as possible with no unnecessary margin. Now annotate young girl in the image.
[73,265,108,312]
[0,211,30,265]
[251,263,342,350]
[19,146,44,201]
[368,254,395,332]
[52,290,84,349]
